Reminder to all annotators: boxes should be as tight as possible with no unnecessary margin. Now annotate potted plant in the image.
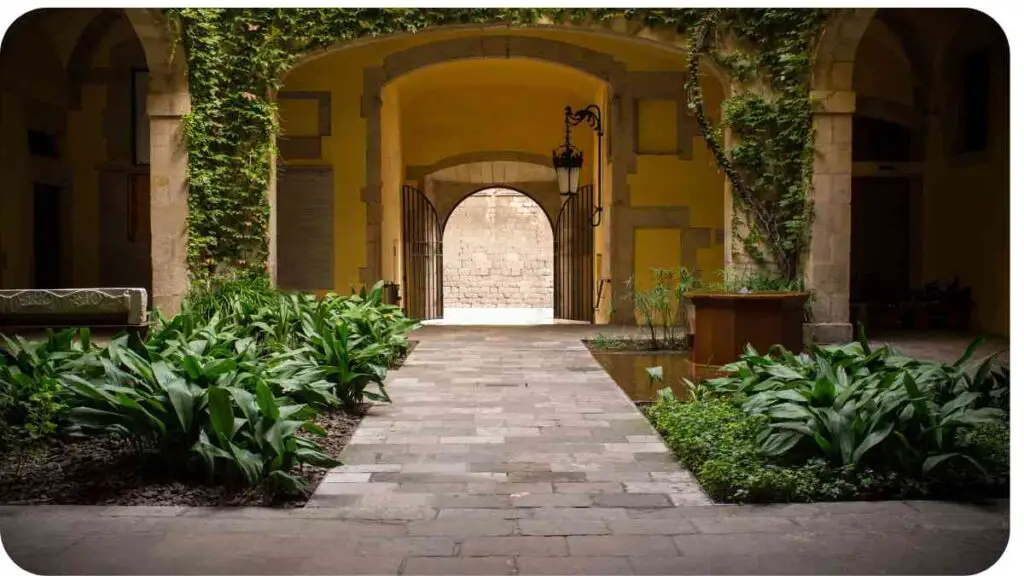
[683,268,809,370]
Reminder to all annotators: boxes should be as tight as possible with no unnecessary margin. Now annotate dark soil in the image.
[0,407,364,507]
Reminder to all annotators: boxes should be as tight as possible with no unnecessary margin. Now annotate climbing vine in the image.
[165,8,832,285]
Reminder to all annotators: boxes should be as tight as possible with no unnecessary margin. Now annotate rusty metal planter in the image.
[685,291,810,369]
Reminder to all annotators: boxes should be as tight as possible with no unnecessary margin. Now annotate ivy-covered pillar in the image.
[804,89,855,344]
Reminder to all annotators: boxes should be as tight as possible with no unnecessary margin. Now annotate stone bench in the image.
[0,288,148,335]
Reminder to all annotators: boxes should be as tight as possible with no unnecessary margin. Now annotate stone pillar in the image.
[267,156,278,286]
[804,89,855,344]
[147,88,190,316]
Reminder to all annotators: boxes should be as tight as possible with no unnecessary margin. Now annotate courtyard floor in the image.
[0,325,1010,575]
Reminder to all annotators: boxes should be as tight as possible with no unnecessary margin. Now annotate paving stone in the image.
[322,472,372,483]
[353,536,456,557]
[516,556,634,575]
[460,536,568,557]
[518,520,610,536]
[314,482,398,495]
[467,482,553,495]
[437,508,520,520]
[511,493,594,508]
[553,481,623,494]
[435,494,513,509]
[593,493,673,508]
[623,481,703,494]
[507,471,587,483]
[407,519,516,537]
[691,515,800,534]
[396,483,469,494]
[403,556,516,575]
[567,535,680,556]
[607,519,698,535]
[440,436,505,444]
[468,462,552,473]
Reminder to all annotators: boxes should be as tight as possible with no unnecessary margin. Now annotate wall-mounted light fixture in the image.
[552,105,604,227]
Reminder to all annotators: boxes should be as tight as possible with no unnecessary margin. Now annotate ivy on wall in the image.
[165,8,832,285]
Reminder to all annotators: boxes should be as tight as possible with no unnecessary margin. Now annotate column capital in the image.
[148,91,191,119]
[811,90,856,115]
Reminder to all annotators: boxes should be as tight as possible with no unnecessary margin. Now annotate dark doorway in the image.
[32,183,62,289]
[850,177,912,317]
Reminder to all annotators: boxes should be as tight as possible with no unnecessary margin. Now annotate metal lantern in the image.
[552,105,605,226]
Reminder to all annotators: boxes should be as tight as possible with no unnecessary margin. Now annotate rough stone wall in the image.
[443,189,553,308]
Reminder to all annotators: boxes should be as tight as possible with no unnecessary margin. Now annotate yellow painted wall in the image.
[399,84,595,169]
[282,26,727,306]
[380,84,403,285]
[633,228,682,323]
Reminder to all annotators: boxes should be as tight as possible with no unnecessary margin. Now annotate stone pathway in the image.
[308,325,711,515]
[0,326,1010,575]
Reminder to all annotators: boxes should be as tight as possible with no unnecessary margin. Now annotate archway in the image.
[437,187,554,325]
[1,9,150,292]
[810,8,1009,340]
[278,24,730,324]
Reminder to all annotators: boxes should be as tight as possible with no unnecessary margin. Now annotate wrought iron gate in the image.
[553,184,595,322]
[401,185,443,320]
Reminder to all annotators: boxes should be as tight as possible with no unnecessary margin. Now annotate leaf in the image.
[202,358,237,380]
[952,336,985,369]
[263,419,303,457]
[207,387,236,441]
[255,380,280,420]
[850,420,895,465]
[227,442,264,486]
[268,470,308,495]
[764,364,803,381]
[768,403,811,420]
[922,453,960,474]
[165,379,196,434]
[645,366,664,382]
[761,431,802,456]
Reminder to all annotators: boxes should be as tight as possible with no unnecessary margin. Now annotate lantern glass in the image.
[557,165,581,196]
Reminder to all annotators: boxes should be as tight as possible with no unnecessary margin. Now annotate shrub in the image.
[648,390,1009,503]
[701,336,1008,477]
[0,280,417,497]
[0,330,81,450]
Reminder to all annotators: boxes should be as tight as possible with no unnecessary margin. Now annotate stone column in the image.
[804,89,855,344]
[147,87,190,316]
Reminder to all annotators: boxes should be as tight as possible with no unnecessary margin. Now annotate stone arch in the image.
[290,19,731,89]
[359,35,628,286]
[441,185,555,319]
[408,153,562,228]
[439,182,557,233]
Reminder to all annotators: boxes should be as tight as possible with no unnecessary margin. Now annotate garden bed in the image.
[643,337,1010,503]
[0,407,364,507]
[1,279,416,507]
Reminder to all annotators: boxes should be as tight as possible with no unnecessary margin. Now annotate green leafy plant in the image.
[702,336,1008,476]
[623,267,698,349]
[1,279,415,497]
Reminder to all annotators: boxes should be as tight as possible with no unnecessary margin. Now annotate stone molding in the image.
[0,288,148,325]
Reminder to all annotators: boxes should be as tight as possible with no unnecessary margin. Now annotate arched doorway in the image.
[437,187,554,325]
[0,9,154,293]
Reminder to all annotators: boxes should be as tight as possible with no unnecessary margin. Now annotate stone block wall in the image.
[443,189,553,308]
